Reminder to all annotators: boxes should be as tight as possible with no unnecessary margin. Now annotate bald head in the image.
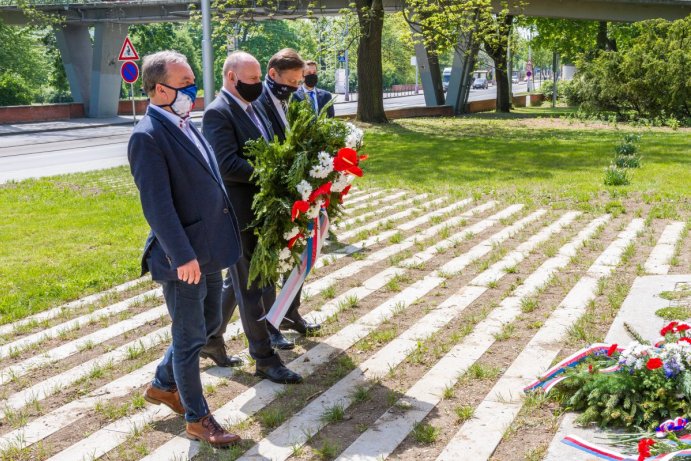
[222,51,263,103]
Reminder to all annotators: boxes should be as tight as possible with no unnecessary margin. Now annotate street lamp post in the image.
[201,0,214,107]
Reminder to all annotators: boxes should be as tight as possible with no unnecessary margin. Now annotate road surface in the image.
[0,83,529,184]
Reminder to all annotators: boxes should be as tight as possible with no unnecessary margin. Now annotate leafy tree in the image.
[403,0,519,112]
[128,23,202,95]
[570,16,690,123]
[0,73,33,106]
[0,21,47,89]
[211,0,388,123]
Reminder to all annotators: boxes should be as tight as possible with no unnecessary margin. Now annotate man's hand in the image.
[177,259,201,284]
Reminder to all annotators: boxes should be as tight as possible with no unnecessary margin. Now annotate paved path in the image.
[0,185,686,461]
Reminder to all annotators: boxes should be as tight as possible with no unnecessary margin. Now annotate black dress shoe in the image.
[270,333,295,350]
[255,363,303,384]
[200,345,243,368]
[280,317,321,336]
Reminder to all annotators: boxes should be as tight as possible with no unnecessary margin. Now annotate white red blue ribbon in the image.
[524,343,623,394]
[562,434,691,461]
[262,209,330,329]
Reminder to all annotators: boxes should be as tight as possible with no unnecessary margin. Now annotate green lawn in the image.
[1,107,689,323]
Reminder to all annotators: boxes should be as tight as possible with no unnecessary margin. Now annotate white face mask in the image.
[170,92,194,118]
[158,83,198,118]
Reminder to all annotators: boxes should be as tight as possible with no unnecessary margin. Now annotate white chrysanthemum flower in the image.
[345,123,364,149]
[296,180,312,201]
[306,203,321,219]
[278,259,293,273]
[331,173,350,192]
[318,151,332,166]
[279,247,292,261]
[309,164,330,179]
[283,227,300,241]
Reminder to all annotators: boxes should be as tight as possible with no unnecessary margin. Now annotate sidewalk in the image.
[0,112,200,137]
[0,91,427,137]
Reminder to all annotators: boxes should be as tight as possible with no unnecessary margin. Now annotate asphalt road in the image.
[0,83,528,184]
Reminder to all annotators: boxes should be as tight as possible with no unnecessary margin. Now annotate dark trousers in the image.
[209,230,304,365]
[153,271,223,422]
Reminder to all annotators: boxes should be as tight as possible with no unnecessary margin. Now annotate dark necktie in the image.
[280,99,288,114]
[246,105,270,142]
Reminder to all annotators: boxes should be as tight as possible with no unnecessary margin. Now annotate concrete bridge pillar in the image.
[446,29,480,115]
[89,23,128,118]
[54,24,92,109]
[54,22,128,118]
[409,22,446,107]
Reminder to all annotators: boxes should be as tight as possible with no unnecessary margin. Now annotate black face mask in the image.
[304,74,318,88]
[266,75,298,101]
[235,78,263,103]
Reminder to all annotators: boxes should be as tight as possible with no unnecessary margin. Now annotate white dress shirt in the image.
[302,85,319,112]
[148,104,211,166]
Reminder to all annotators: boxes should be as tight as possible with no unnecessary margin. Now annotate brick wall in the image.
[0,103,85,124]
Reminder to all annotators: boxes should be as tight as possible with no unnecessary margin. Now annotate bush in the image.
[540,80,577,105]
[614,154,641,168]
[615,142,638,156]
[570,16,691,124]
[0,73,33,106]
[603,165,630,186]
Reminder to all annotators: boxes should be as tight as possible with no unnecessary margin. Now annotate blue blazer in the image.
[128,106,242,281]
[294,87,335,118]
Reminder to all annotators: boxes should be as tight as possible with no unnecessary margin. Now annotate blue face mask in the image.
[159,83,198,117]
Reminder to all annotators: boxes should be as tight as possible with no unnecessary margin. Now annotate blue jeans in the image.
[153,271,223,422]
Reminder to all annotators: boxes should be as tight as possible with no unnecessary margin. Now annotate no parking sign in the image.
[120,61,139,84]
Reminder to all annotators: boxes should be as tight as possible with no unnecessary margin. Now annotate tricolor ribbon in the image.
[524,343,624,394]
[261,209,330,329]
[562,434,691,461]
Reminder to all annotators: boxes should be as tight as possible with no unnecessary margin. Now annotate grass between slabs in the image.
[1,106,689,323]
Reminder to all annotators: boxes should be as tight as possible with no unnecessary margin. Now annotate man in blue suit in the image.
[293,60,335,118]
[128,50,242,448]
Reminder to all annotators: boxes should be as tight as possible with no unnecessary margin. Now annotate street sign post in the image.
[410,56,419,94]
[118,37,140,124]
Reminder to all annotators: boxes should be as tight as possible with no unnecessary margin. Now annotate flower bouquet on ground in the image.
[525,321,691,430]
[525,321,691,459]
[243,98,366,293]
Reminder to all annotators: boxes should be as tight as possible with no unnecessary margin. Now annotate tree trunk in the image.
[425,47,446,104]
[597,21,617,51]
[355,0,387,123]
[483,14,513,113]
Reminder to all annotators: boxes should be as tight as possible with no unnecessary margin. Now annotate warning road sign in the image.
[118,37,139,61]
[121,61,139,83]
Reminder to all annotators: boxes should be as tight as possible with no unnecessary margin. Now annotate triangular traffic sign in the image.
[118,36,139,61]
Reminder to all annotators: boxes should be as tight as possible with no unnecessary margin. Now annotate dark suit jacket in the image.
[294,86,335,118]
[128,106,242,281]
[257,85,287,143]
[202,91,275,230]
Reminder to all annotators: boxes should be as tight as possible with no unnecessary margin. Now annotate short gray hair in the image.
[222,51,258,82]
[141,50,188,96]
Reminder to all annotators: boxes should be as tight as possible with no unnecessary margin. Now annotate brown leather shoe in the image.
[186,414,241,448]
[143,384,185,415]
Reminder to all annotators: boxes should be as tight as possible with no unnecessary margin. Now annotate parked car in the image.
[472,77,488,89]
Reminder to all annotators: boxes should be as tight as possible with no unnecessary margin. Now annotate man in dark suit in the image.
[202,51,302,384]
[256,49,321,347]
[129,50,241,447]
[293,60,335,118]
